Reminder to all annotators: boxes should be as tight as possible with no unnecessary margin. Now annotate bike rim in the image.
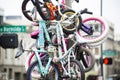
[78,16,109,43]
[61,11,80,31]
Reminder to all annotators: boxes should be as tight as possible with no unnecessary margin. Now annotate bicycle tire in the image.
[25,52,47,70]
[78,16,109,43]
[87,35,108,47]
[22,0,51,21]
[25,52,39,71]
[26,60,60,80]
[76,47,95,72]
[61,9,82,34]
[63,59,85,80]
[22,0,38,21]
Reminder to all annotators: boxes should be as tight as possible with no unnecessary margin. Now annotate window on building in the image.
[3,68,7,72]
[95,48,99,55]
[5,16,22,20]
[23,73,26,80]
[15,72,21,80]
[0,16,3,25]
[9,68,12,79]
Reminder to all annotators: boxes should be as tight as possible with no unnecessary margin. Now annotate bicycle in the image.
[21,0,67,21]
[16,21,61,79]
[16,20,85,80]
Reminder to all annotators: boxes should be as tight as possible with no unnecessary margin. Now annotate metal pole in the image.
[100,0,104,80]
[100,0,103,16]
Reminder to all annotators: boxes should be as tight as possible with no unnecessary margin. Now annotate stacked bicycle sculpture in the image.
[15,0,109,80]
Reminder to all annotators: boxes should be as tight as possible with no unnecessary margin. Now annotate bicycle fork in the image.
[34,50,52,76]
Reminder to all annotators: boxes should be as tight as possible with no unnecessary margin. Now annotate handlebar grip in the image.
[80,8,88,14]
[75,0,79,3]
[85,11,93,14]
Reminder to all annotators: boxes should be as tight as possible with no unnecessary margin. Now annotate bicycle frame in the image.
[48,20,82,77]
[28,20,55,76]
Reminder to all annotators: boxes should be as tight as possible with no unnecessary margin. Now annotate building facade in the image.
[0,14,35,80]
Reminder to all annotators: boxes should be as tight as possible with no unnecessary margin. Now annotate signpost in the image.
[0,25,26,33]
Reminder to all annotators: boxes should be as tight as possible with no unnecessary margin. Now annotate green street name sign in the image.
[0,25,26,33]
[103,50,118,56]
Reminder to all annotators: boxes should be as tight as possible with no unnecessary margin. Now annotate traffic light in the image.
[103,57,112,65]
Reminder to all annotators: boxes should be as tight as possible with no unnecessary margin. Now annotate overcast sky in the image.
[0,0,120,39]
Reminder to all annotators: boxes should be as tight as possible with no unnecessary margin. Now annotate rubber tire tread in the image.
[22,0,33,21]
[76,47,95,72]
[64,59,85,80]
[81,16,109,43]
[26,60,61,80]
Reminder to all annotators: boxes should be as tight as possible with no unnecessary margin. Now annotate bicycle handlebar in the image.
[56,0,79,3]
[80,8,93,14]
[75,0,79,3]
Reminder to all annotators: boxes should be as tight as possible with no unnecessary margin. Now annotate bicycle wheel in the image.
[25,52,45,71]
[22,0,39,21]
[35,0,58,20]
[61,9,82,34]
[63,59,85,80]
[87,35,108,47]
[27,60,60,80]
[78,16,109,43]
[22,0,50,21]
[76,47,95,72]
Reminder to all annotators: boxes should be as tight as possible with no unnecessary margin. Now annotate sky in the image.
[0,0,23,15]
[0,0,120,40]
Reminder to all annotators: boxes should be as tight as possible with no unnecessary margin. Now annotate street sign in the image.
[0,25,26,33]
[103,50,117,56]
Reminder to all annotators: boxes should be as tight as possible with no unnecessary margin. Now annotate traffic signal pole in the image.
[100,0,104,80]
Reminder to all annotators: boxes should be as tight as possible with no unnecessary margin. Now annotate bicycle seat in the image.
[30,30,39,39]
